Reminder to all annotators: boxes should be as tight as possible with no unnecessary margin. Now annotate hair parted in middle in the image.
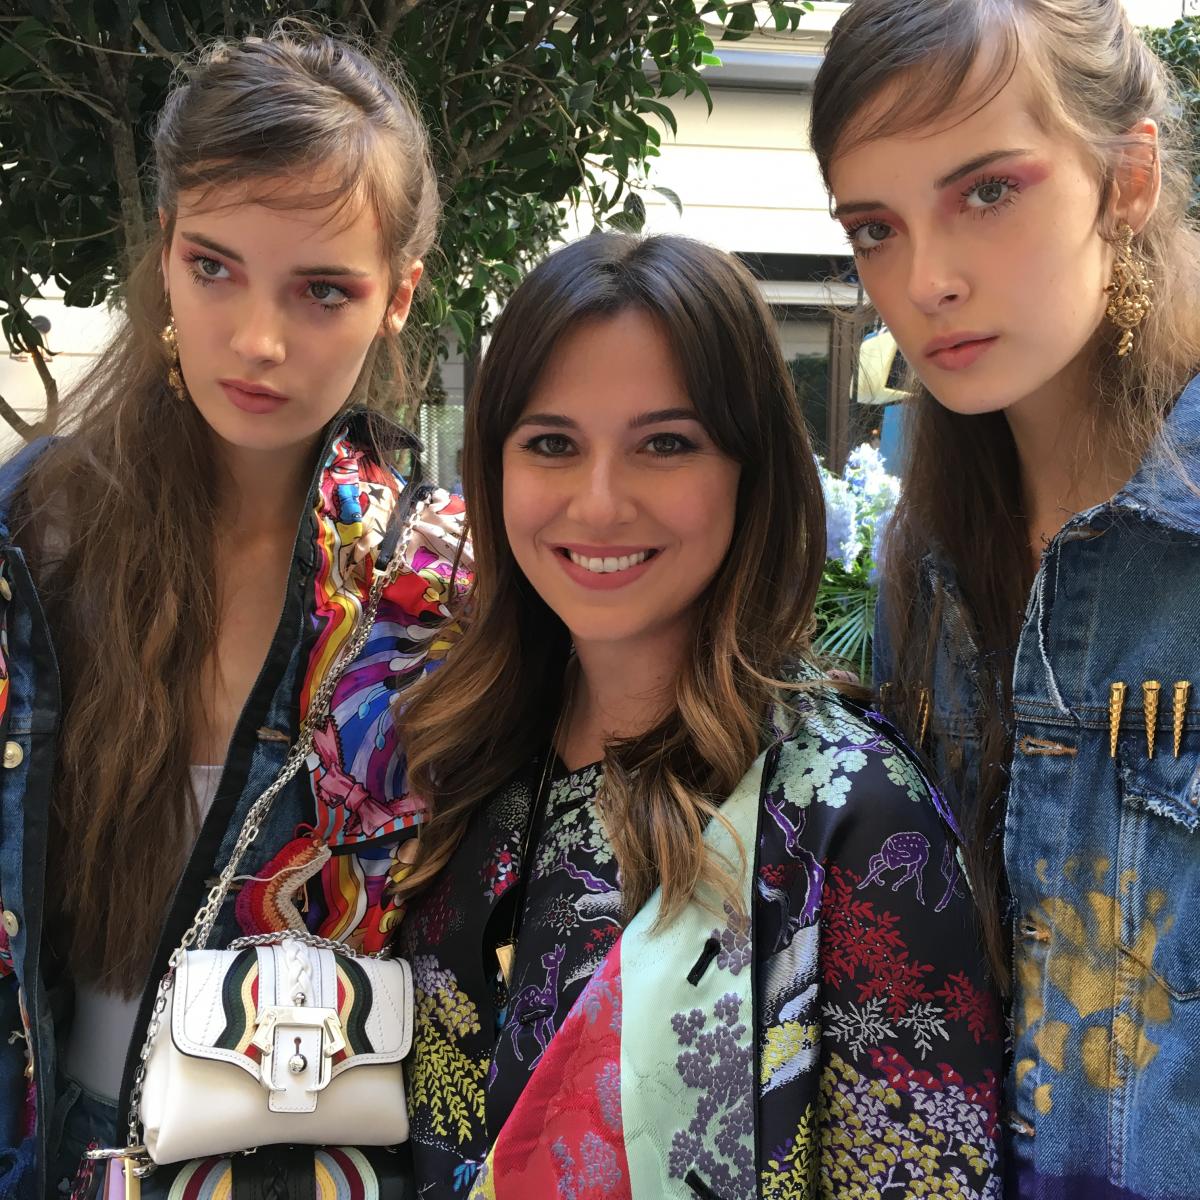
[20,20,441,994]
[809,0,1200,981]
[396,232,827,925]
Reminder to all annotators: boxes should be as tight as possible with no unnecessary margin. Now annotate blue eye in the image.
[307,281,350,310]
[846,220,893,257]
[185,253,230,285]
[962,176,1020,213]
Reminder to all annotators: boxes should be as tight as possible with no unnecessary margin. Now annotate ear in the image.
[1110,118,1161,235]
[381,260,424,335]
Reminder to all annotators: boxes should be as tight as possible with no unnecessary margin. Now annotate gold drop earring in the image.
[161,316,187,401]
[1104,222,1152,357]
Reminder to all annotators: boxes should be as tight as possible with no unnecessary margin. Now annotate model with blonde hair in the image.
[0,23,462,1198]
[812,0,1200,1196]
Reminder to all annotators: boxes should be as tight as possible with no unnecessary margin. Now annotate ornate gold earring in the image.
[1104,222,1152,357]
[161,317,187,400]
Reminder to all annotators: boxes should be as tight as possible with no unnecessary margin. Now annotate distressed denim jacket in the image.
[875,374,1200,1200]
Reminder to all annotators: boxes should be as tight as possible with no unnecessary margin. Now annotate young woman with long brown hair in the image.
[0,23,463,1199]
[811,1,1200,1197]
[394,232,1002,1199]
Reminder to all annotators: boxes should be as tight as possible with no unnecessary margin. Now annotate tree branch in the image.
[4,41,116,123]
[132,18,183,67]
[376,0,427,50]
[0,393,37,443]
[28,345,59,435]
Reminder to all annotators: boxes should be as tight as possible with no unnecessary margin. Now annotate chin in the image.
[193,399,322,455]
[558,612,660,649]
[914,371,1035,418]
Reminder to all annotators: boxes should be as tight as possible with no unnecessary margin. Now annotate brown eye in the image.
[647,433,690,455]
[528,434,572,457]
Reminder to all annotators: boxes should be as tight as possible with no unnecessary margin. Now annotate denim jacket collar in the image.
[1111,372,1200,537]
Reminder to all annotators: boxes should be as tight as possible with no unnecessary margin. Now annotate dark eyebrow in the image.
[629,407,699,429]
[832,148,1032,219]
[178,231,371,278]
[934,148,1031,189]
[511,408,700,433]
[510,413,576,432]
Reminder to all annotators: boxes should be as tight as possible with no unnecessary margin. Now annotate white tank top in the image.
[63,764,224,1101]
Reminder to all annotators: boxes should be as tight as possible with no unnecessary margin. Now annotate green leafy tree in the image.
[1145,14,1200,217]
[0,0,810,436]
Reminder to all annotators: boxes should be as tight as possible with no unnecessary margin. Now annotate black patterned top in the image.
[401,692,1004,1199]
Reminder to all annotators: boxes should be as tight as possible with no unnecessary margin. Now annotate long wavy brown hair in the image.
[810,0,1200,978]
[15,22,439,994]
[396,234,827,925]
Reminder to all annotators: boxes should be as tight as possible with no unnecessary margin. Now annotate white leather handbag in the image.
[91,496,426,1190]
[139,940,413,1164]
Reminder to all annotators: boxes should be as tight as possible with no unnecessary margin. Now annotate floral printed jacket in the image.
[0,412,466,1199]
[401,689,1003,1199]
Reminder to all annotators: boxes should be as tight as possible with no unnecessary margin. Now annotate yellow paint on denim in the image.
[1016,858,1174,1113]
[1033,1020,1069,1071]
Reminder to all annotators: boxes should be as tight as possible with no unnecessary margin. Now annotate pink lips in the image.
[923,333,998,372]
[219,378,289,414]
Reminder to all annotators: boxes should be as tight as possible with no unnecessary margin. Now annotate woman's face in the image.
[162,176,421,460]
[828,63,1116,421]
[502,309,741,658]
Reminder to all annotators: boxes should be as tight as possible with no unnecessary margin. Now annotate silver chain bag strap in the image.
[91,494,428,1188]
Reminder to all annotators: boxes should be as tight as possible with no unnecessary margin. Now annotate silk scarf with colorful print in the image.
[237,434,467,954]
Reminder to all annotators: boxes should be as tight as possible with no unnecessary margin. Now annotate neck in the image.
[211,430,324,537]
[560,622,692,770]
[1004,351,1139,564]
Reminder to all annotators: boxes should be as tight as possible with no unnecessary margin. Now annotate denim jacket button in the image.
[1,910,17,937]
[2,741,22,769]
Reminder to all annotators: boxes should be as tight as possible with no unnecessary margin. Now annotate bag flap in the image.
[171,945,413,1077]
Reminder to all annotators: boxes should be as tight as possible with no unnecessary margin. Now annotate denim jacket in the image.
[0,414,466,1198]
[875,374,1200,1200]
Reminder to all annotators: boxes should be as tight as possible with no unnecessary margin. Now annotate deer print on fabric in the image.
[859,831,931,904]
[506,944,566,1064]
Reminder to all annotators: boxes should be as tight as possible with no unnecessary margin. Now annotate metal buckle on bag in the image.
[250,1006,346,1094]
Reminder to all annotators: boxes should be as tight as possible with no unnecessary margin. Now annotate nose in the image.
[906,234,969,316]
[563,452,638,530]
[229,294,286,366]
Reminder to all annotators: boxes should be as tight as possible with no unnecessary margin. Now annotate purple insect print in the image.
[858,831,930,904]
[507,944,566,1064]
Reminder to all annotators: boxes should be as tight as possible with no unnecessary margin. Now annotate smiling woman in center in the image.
[393,232,1003,1200]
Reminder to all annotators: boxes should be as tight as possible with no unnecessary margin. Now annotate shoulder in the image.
[0,436,54,540]
[764,688,950,844]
